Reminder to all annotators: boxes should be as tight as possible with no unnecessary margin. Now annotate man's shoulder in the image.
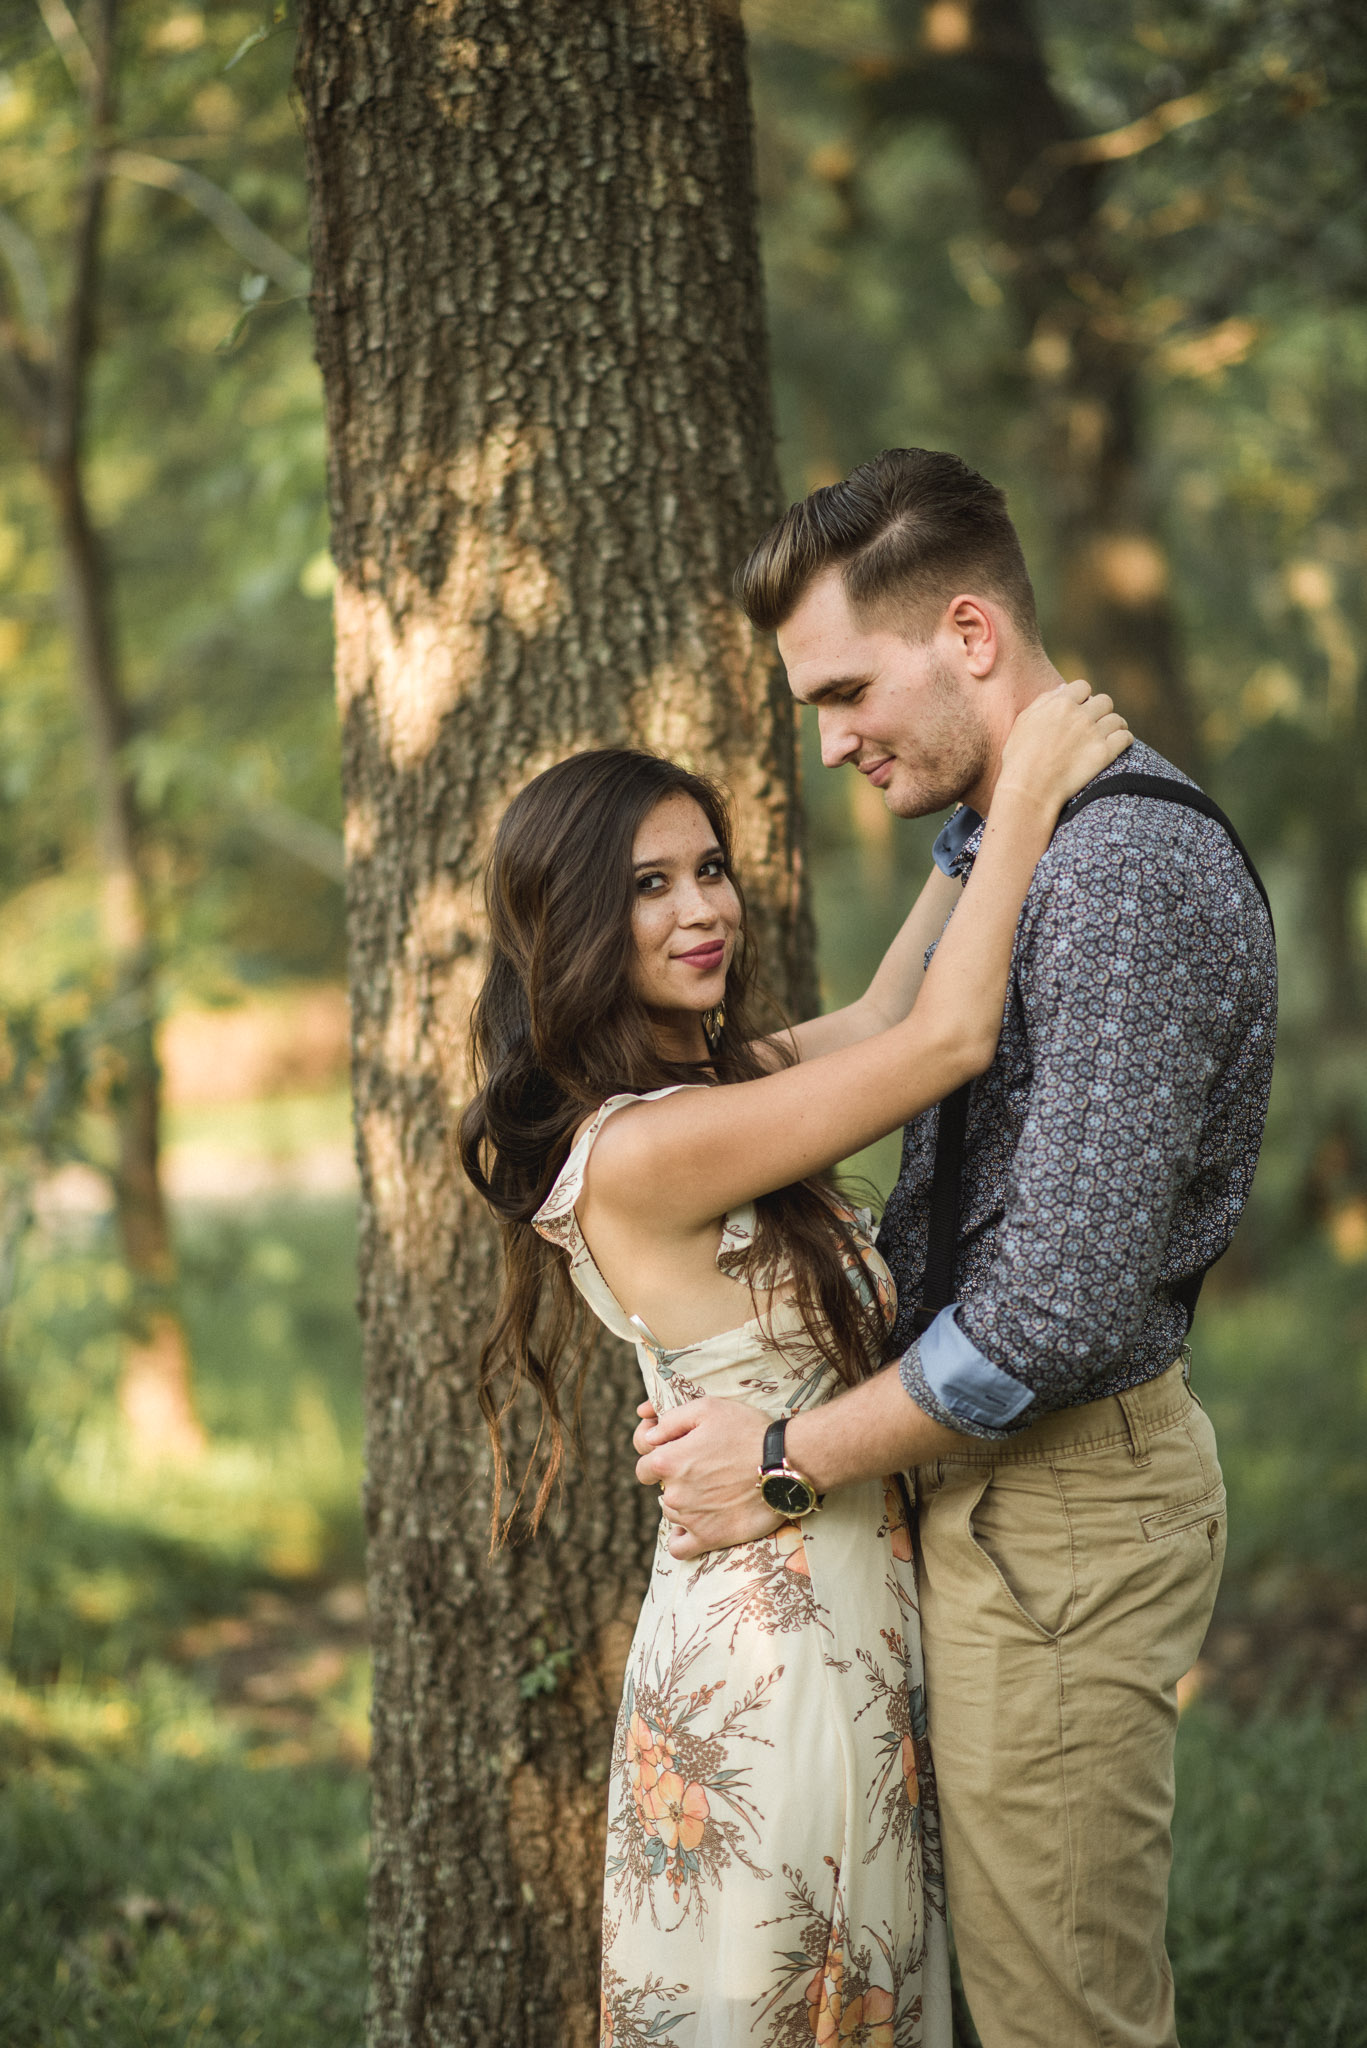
[1036,743,1234,888]
[1021,741,1274,972]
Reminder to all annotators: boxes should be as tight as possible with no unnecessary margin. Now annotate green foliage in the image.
[0,2,340,1002]
[518,1640,576,1701]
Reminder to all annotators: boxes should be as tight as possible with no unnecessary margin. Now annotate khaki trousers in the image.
[914,1360,1225,2048]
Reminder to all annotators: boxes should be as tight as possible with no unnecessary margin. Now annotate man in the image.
[634,449,1276,2047]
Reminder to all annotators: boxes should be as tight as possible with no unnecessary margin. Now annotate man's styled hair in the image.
[735,447,1041,645]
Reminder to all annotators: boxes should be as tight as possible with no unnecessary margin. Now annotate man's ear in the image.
[946,595,998,678]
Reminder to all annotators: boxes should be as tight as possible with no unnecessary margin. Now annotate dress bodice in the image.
[531,1087,896,1416]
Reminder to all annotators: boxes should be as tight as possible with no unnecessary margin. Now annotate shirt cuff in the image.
[898,1306,1036,1439]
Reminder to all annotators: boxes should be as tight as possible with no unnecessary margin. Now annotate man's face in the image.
[777,567,991,818]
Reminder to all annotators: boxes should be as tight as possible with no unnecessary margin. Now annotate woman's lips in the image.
[674,940,726,969]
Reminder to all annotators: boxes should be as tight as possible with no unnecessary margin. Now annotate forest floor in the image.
[1,1195,1364,2047]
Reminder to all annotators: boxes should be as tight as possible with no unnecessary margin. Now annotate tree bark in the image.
[294,4,809,2040]
[868,0,1205,773]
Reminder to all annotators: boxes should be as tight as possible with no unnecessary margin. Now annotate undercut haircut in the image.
[735,447,1041,645]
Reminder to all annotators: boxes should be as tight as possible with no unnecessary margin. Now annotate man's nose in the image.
[818,708,860,771]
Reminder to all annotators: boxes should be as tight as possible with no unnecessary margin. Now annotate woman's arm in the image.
[586,688,1130,1232]
[780,864,961,1062]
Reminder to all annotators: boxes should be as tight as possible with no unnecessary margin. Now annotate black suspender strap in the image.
[1056,773,1274,932]
[906,775,1273,1343]
[908,1080,971,1338]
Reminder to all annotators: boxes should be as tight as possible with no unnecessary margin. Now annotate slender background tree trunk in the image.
[869,0,1205,773]
[0,0,203,1459]
[295,4,811,2039]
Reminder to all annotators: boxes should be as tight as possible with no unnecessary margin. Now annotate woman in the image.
[460,685,1129,2048]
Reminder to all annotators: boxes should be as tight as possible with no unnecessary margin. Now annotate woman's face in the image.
[629,792,741,1052]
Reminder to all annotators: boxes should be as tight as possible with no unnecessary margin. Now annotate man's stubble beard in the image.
[884,655,992,820]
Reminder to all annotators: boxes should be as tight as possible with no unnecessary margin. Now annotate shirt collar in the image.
[931,804,985,878]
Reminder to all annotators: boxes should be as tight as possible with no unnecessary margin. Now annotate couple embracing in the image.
[461,449,1276,2048]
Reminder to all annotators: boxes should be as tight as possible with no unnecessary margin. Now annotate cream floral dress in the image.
[533,1090,952,2048]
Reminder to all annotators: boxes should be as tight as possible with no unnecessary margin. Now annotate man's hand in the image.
[634,1396,781,1560]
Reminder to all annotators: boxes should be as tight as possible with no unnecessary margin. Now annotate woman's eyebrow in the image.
[632,842,723,870]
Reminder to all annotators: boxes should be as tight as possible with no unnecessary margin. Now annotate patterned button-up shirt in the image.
[877,740,1277,1440]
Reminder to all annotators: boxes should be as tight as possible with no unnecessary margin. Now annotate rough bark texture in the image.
[870,0,1205,773]
[294,6,809,2040]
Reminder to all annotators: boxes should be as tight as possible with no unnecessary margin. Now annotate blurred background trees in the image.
[0,3,1365,2044]
[749,0,1367,1239]
[5,0,1366,1435]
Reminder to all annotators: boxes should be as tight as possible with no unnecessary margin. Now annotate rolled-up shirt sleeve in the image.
[901,1302,1035,1430]
[899,836,1249,1439]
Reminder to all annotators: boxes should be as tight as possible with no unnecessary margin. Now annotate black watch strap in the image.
[761,1416,787,1472]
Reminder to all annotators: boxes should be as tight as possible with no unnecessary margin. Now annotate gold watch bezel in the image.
[757,1459,821,1518]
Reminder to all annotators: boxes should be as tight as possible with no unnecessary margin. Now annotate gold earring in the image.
[703,1002,726,1053]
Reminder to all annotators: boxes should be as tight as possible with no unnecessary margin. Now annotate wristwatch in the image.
[757,1415,822,1518]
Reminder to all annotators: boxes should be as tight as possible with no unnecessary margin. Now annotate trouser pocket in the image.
[965,1464,1078,1641]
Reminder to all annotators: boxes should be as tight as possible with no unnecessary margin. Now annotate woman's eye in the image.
[636,872,666,894]
[699,859,725,880]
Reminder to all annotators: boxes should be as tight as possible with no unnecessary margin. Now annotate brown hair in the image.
[735,447,1040,643]
[459,748,885,1540]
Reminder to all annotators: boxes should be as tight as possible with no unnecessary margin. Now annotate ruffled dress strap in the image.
[531,1087,692,1343]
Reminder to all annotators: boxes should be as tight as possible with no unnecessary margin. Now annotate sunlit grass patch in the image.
[0,1675,367,2047]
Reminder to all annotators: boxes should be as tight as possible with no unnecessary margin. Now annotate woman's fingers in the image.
[642,1401,701,1444]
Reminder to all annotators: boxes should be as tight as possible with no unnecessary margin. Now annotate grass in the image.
[1191,1248,1367,1588]
[0,1198,1364,2045]
[1171,1704,1367,2046]
[0,1678,367,2047]
[0,1198,369,2047]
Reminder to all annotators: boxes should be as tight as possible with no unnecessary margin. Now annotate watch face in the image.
[761,1471,816,1517]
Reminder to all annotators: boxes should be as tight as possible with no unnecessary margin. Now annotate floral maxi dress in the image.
[532,1092,952,2048]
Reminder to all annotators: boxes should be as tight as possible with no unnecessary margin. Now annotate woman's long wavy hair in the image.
[459,749,886,1540]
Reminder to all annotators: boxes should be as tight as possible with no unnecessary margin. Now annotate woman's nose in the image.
[676,880,716,924]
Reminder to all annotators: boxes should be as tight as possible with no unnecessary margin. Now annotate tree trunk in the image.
[42,0,203,1460]
[294,5,809,2041]
[869,0,1205,773]
[51,457,204,1461]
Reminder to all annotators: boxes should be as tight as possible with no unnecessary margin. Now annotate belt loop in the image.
[1117,1385,1152,1467]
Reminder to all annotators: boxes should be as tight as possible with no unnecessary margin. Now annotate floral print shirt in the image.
[878,741,1278,1440]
